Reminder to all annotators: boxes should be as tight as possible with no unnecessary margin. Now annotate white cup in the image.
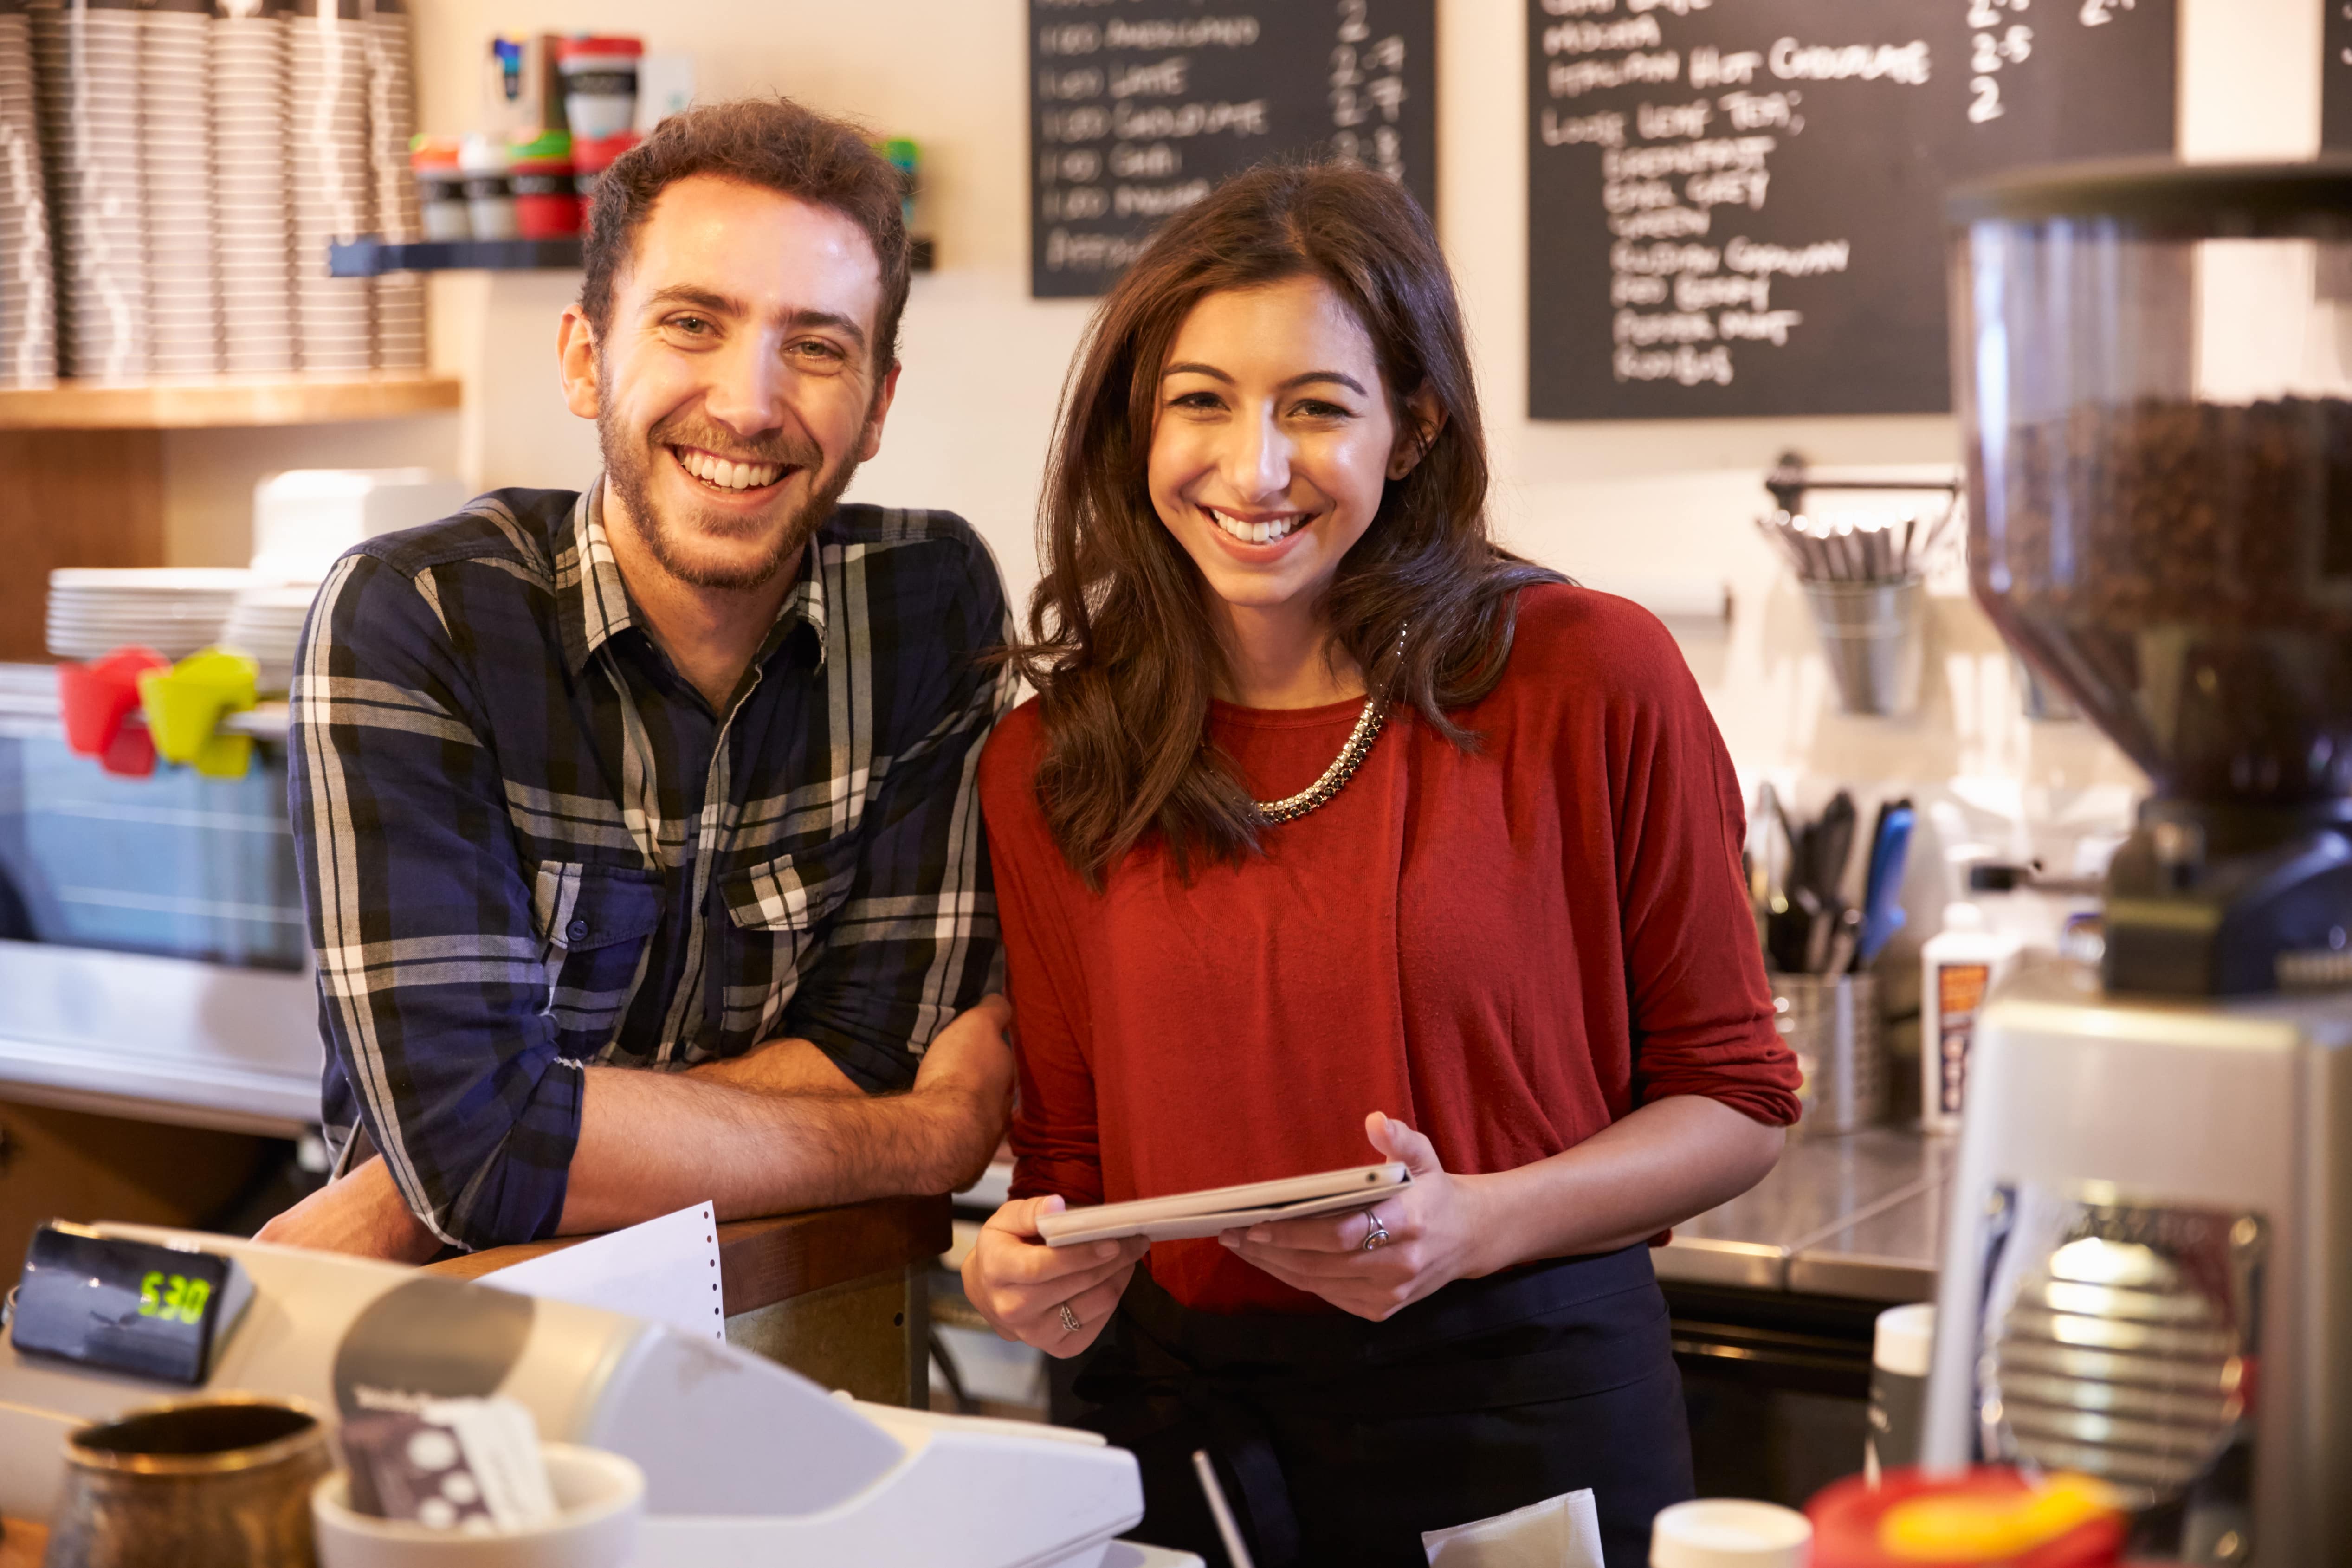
[1649,1497,1813,1568]
[310,1444,644,1568]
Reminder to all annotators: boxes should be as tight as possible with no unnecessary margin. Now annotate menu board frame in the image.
[1030,0,1438,299]
[2326,0,2352,152]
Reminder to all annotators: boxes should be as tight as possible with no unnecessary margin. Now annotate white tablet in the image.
[1037,1163,1412,1248]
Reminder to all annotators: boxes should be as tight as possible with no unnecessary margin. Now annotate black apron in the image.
[1072,1244,1695,1568]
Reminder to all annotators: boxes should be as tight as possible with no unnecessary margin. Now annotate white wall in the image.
[162,0,2321,816]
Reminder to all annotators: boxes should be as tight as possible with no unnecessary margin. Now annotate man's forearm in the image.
[685,1035,868,1096]
[555,1064,967,1235]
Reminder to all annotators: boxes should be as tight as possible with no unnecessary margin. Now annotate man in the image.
[258,97,1015,1260]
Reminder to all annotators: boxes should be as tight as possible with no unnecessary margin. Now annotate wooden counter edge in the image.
[421,1193,952,1318]
[0,1516,45,1568]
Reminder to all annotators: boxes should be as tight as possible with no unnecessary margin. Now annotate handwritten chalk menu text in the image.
[1527,0,2174,420]
[1032,0,1437,298]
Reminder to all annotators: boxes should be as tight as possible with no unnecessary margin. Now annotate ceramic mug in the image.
[310,1444,645,1568]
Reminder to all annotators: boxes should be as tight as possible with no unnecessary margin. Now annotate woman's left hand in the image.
[1220,1111,1493,1322]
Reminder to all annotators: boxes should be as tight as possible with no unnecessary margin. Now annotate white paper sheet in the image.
[1421,1487,1604,1568]
[478,1201,727,1342]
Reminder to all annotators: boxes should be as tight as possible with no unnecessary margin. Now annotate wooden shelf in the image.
[0,375,461,431]
[331,237,584,275]
[327,235,935,275]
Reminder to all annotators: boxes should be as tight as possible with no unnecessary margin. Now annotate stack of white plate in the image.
[220,583,316,693]
[144,0,220,378]
[46,568,257,662]
[0,0,58,389]
[363,0,422,370]
[215,0,296,375]
[32,0,151,382]
[286,0,373,375]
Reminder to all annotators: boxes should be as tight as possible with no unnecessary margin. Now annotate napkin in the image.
[1422,1487,1604,1568]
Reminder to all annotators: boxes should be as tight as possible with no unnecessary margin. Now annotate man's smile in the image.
[668,443,797,495]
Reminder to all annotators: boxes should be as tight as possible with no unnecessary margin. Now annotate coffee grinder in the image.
[1921,162,2352,1565]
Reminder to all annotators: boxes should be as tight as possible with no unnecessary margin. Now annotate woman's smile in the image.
[1202,503,1316,553]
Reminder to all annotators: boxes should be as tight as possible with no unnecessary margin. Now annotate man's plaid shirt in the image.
[290,484,1009,1250]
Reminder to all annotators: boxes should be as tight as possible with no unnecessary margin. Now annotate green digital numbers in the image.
[135,1270,211,1325]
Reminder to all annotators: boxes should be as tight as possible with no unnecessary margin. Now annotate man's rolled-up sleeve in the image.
[291,551,582,1249]
[782,536,1012,1091]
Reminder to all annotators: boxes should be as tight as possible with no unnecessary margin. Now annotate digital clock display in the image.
[8,1222,249,1386]
[138,1268,214,1326]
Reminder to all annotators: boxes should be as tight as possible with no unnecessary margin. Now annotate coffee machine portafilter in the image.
[1924,161,2352,1567]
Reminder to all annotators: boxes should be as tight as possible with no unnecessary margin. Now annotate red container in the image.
[1808,1469,2123,1568]
[58,648,167,778]
[511,155,580,238]
[572,131,640,203]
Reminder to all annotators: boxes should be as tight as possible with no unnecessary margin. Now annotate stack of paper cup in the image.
[0,0,57,388]
[286,0,373,375]
[32,0,152,382]
[143,0,220,378]
[214,0,296,375]
[362,0,421,370]
[1650,1499,1813,1568]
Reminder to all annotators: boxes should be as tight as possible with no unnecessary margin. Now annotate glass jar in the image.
[1950,162,2352,807]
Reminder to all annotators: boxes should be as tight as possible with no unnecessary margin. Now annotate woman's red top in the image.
[979,584,1802,1314]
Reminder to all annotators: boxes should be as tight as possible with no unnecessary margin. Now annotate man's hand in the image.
[253,1155,443,1263]
[909,994,1016,1193]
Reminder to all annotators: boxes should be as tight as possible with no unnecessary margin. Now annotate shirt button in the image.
[567,917,591,942]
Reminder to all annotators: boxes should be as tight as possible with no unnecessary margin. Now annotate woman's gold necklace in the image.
[1249,626,1406,827]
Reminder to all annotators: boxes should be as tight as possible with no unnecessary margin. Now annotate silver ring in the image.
[1059,1301,1082,1336]
[1361,1213,1391,1252]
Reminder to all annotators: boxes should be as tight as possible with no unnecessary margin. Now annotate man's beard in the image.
[598,396,863,593]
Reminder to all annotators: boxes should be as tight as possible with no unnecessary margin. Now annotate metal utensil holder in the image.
[1773,970,1884,1137]
[1804,575,1927,718]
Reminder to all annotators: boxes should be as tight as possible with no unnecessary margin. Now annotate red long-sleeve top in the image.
[981,585,1801,1314]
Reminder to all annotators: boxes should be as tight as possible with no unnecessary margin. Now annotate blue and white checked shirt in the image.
[290,484,1010,1250]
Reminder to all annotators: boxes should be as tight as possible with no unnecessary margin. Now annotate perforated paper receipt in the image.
[478,1201,727,1342]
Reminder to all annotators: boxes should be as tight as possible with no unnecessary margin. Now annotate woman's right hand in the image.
[963,1195,1149,1358]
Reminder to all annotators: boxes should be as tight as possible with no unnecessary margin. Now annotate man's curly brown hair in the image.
[579,96,911,370]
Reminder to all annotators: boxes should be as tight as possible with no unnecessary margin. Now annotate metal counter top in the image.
[1658,1127,1952,1303]
[0,941,320,1137]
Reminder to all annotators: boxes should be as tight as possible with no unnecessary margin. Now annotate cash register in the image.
[1,1220,1159,1567]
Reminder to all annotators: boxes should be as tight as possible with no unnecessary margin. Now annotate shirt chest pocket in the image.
[720,835,861,981]
[530,861,666,1055]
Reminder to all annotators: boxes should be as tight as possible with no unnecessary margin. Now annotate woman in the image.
[965,161,1800,1567]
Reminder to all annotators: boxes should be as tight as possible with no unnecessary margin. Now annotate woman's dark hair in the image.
[580,97,910,371]
[1009,160,1563,889]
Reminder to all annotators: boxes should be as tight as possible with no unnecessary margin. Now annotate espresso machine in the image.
[1922,161,2352,1566]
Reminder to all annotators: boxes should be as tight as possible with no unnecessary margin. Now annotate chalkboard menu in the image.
[2326,1,2352,150]
[1527,0,2174,421]
[1031,0,1437,298]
